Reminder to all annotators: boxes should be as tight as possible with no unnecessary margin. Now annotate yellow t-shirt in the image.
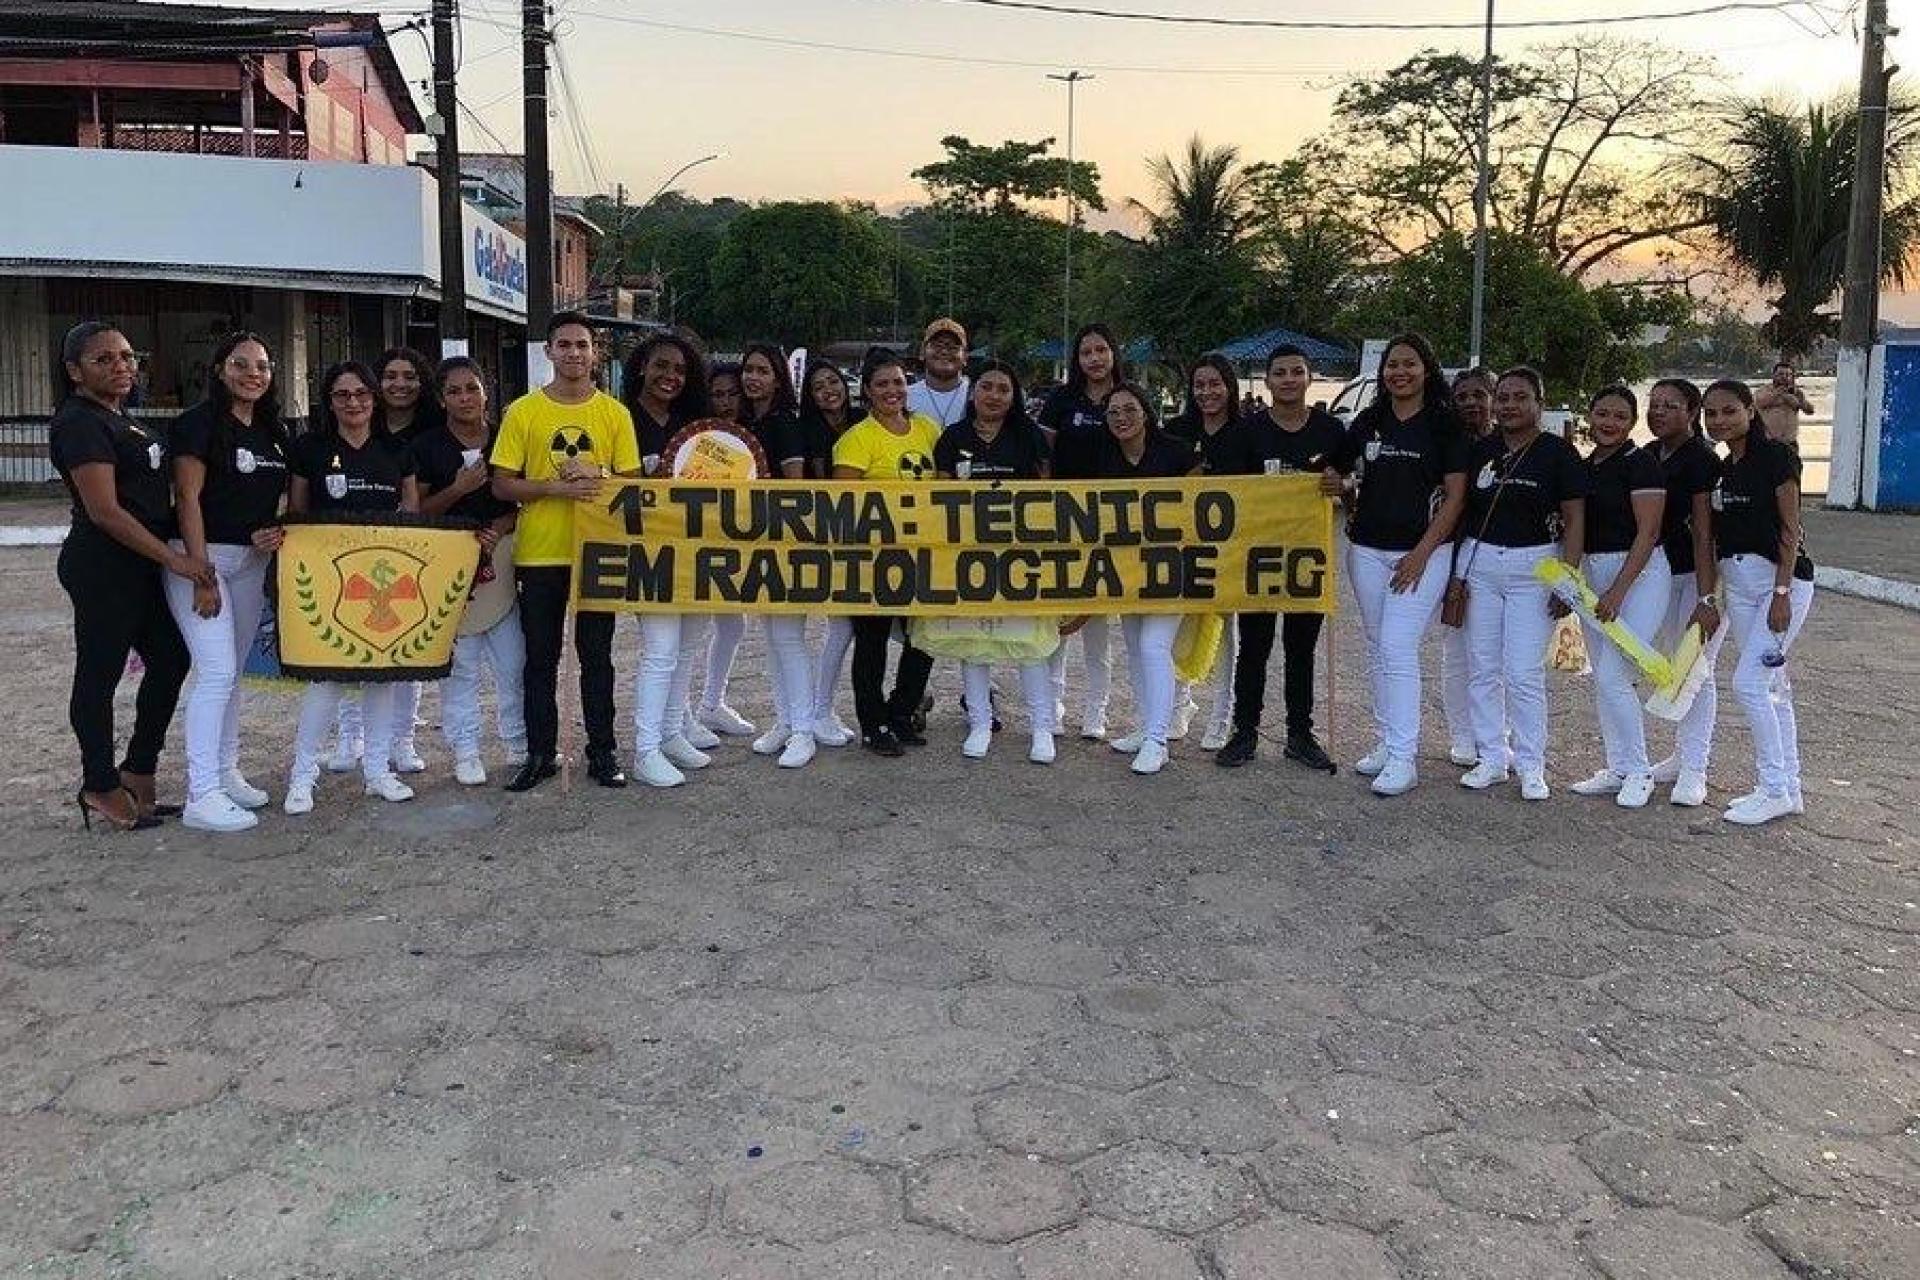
[832,413,942,481]
[491,387,641,567]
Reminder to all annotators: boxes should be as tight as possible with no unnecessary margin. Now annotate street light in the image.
[1047,71,1093,376]
[1468,2,1493,369]
[641,152,721,211]
[598,153,723,301]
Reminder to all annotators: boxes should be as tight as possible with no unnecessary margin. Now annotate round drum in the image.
[458,529,517,636]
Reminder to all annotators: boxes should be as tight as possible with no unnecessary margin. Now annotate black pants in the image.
[1233,611,1324,736]
[57,532,190,794]
[850,615,933,736]
[517,565,617,759]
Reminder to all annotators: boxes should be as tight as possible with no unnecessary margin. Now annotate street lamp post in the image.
[1048,70,1093,376]
[1468,0,1494,369]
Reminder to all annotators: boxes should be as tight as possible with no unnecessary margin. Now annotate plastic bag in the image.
[1546,612,1591,675]
[911,615,1061,664]
[1171,614,1227,683]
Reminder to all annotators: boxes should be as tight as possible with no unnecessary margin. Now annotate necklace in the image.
[924,382,965,426]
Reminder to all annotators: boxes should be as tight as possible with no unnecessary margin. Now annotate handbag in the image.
[1441,436,1539,629]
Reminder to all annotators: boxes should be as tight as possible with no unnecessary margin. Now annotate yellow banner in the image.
[570,476,1336,615]
[277,517,480,681]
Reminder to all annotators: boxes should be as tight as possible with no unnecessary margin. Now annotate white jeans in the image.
[632,614,683,755]
[964,657,1055,734]
[1120,615,1181,744]
[1349,543,1450,764]
[1462,540,1557,774]
[1050,616,1113,726]
[442,606,527,762]
[162,541,270,802]
[294,682,399,786]
[1440,624,1474,753]
[335,680,421,751]
[700,613,747,711]
[812,615,855,722]
[1655,570,1727,774]
[667,615,709,739]
[764,614,815,731]
[1200,619,1237,740]
[1721,554,1813,797]
[1581,551,1672,777]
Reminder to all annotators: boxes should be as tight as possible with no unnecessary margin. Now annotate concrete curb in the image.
[1814,566,1920,613]
[0,526,65,548]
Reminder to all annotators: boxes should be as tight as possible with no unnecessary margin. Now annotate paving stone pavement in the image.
[2,543,1918,1279]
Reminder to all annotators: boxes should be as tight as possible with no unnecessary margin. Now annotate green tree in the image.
[1126,136,1262,366]
[1691,97,1919,358]
[912,136,1103,216]
[709,202,894,348]
[1244,158,1371,337]
[580,191,751,336]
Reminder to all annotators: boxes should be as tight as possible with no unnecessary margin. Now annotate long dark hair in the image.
[1703,377,1761,433]
[798,357,852,431]
[1102,380,1160,435]
[316,360,379,439]
[621,332,711,424]
[1652,376,1704,439]
[1063,322,1126,401]
[1173,352,1240,435]
[1356,331,1456,433]
[202,331,288,465]
[373,345,442,436]
[959,358,1038,435]
[708,362,743,423]
[739,341,798,419]
[58,320,123,400]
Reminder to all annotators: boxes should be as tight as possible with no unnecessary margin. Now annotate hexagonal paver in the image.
[1748,1133,1920,1209]
[1129,1079,1287,1154]
[1210,1216,1401,1280]
[903,1153,1080,1244]
[1389,1208,1595,1280]
[720,1160,891,1245]
[1032,1026,1174,1092]
[536,1159,711,1270]
[1733,1063,1911,1136]
[1250,1130,1436,1234]
[1017,1218,1204,1279]
[977,1086,1129,1162]
[1585,1209,1793,1280]
[1748,1200,1920,1280]
[1171,1021,1329,1090]
[61,1050,232,1119]
[1287,1073,1456,1147]
[1416,1134,1610,1223]
[1436,1078,1604,1142]
[1576,1127,1774,1221]
[1076,1142,1259,1236]
[1585,1069,1758,1142]
[1083,985,1223,1034]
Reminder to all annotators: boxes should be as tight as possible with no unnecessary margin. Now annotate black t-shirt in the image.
[744,407,806,474]
[48,396,174,539]
[169,401,290,544]
[1656,434,1720,576]
[1462,431,1590,548]
[1095,431,1198,480]
[1038,387,1108,481]
[1713,435,1814,578]
[629,405,696,473]
[800,412,855,476]
[1326,404,1470,552]
[292,430,413,514]
[934,419,1050,481]
[1583,442,1665,556]
[412,425,514,523]
[1205,408,1346,477]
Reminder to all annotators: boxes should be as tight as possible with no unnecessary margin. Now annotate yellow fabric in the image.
[831,414,942,481]
[277,521,479,680]
[1171,614,1227,683]
[491,388,641,567]
[1535,558,1672,686]
[911,616,1062,663]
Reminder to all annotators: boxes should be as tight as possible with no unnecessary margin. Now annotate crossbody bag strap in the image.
[1455,435,1538,579]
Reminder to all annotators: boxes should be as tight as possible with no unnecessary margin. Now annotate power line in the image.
[920,0,1845,33]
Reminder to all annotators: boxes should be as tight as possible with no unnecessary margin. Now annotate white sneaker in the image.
[1131,740,1169,774]
[1725,791,1794,826]
[1054,700,1068,730]
[283,781,314,815]
[1449,743,1479,767]
[1371,759,1417,796]
[1728,787,1770,810]
[962,726,993,759]
[1460,761,1510,790]
[700,704,756,736]
[182,792,258,833]
[1671,770,1709,808]
[1788,784,1805,814]
[1029,732,1056,765]
[454,756,488,787]
[1169,700,1197,741]
[752,722,791,756]
[391,743,428,775]
[1519,770,1550,801]
[1109,730,1146,754]
[1080,715,1108,741]
[682,721,722,751]
[1616,772,1656,809]
[1200,724,1231,752]
[365,774,414,803]
[220,770,270,810]
[1650,754,1681,784]
[324,741,361,773]
[810,715,854,748]
[777,732,817,769]
[1571,769,1625,796]
[635,750,686,788]
[1354,746,1388,777]
[662,735,712,770]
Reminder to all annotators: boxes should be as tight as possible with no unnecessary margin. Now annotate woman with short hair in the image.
[1440,366,1497,766]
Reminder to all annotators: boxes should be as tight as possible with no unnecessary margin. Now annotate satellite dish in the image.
[308,56,330,84]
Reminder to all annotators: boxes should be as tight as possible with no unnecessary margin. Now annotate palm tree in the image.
[1127,137,1263,365]
[1692,98,1917,358]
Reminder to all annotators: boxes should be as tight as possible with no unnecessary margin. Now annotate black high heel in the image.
[76,788,160,832]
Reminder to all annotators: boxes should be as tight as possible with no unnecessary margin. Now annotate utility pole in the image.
[522,0,553,383]
[1048,70,1092,375]
[1831,0,1894,508]
[432,0,467,357]
[1467,0,1494,369]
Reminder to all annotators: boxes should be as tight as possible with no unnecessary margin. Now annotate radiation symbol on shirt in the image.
[897,451,933,480]
[549,426,595,464]
[331,546,428,650]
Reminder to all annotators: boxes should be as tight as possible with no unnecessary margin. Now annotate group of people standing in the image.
[46,311,1814,833]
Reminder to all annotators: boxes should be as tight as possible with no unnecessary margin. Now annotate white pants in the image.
[764,614,815,731]
[667,615,709,739]
[1120,615,1181,744]
[964,657,1054,734]
[812,615,855,722]
[1721,554,1813,797]
[294,682,399,786]
[162,541,270,802]
[1582,551,1672,777]
[632,614,683,755]
[1349,543,1450,764]
[442,606,527,762]
[700,613,747,711]
[1462,540,1557,774]
[1050,616,1113,726]
[1200,619,1237,740]
[336,680,422,752]
[1655,571,1726,775]
[1440,624,1474,753]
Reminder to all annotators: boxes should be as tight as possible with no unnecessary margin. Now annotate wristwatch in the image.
[1772,585,1790,597]
[1699,592,1718,608]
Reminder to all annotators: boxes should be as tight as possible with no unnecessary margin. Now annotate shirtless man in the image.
[1755,360,1813,450]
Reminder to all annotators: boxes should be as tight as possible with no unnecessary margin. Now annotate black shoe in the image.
[1215,728,1259,768]
[890,716,928,747]
[1284,732,1337,774]
[504,754,558,792]
[586,752,629,788]
[863,727,904,757]
[958,694,1004,733]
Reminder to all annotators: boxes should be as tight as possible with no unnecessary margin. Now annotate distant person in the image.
[1754,360,1812,451]
[906,318,971,428]
[1440,366,1497,767]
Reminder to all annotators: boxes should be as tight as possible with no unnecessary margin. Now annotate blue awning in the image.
[1215,326,1351,365]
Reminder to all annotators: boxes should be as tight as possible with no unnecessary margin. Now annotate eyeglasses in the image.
[329,388,375,403]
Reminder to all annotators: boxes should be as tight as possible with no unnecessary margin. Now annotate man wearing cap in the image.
[907,318,972,428]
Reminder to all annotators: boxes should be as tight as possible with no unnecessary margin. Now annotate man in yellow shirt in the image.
[491,311,642,790]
